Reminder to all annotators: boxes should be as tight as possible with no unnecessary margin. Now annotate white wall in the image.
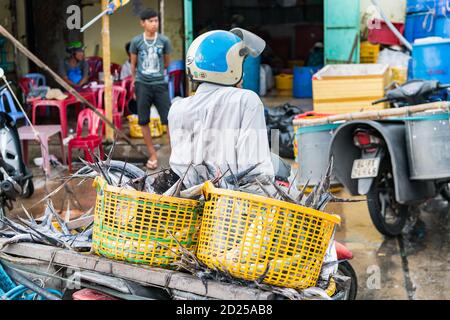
[360,0,407,23]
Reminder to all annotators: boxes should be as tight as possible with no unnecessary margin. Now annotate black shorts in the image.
[135,82,171,126]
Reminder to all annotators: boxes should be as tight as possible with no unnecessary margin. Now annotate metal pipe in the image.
[370,0,413,51]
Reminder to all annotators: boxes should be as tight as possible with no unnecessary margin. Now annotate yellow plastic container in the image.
[275,74,294,95]
[360,41,380,64]
[196,182,341,289]
[92,177,203,267]
[127,115,163,139]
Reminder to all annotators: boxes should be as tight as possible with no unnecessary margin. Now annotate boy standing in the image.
[130,8,172,170]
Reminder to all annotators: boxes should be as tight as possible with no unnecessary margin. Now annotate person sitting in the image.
[121,42,132,80]
[59,41,89,89]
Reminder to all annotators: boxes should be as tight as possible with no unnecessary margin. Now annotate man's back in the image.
[168,83,274,187]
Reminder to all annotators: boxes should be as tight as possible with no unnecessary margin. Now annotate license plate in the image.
[351,158,381,179]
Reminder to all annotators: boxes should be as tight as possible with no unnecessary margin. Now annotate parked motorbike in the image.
[372,80,450,108]
[330,80,450,236]
[0,111,34,224]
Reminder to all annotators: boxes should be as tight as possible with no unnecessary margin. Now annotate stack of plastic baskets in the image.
[196,181,341,290]
[92,177,203,267]
[360,41,380,64]
[405,0,450,42]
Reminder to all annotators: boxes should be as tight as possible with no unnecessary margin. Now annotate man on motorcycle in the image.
[168,29,275,188]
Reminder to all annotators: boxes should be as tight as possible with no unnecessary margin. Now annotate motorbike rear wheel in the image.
[367,162,408,237]
[337,261,357,300]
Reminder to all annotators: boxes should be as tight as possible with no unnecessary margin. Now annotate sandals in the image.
[146,159,158,170]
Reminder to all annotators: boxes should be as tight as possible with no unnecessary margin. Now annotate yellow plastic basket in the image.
[92,177,203,267]
[127,115,163,139]
[196,182,341,289]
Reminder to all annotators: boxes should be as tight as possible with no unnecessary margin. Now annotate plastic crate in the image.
[405,12,436,43]
[437,0,450,16]
[435,15,450,38]
[196,182,340,289]
[368,19,405,45]
[407,0,438,14]
[312,64,389,114]
[92,177,203,267]
[360,41,381,64]
[413,38,450,83]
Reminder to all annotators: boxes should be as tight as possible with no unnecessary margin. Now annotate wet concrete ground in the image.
[8,98,450,300]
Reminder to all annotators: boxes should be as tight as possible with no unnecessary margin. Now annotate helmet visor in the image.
[230,28,266,57]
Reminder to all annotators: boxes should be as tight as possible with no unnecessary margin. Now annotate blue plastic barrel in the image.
[413,38,450,83]
[242,55,261,94]
[293,66,321,98]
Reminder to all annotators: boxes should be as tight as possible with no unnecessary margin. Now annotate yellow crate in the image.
[196,182,341,289]
[127,115,163,138]
[360,41,380,64]
[92,177,203,267]
[313,64,389,114]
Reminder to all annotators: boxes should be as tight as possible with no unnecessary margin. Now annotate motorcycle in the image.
[0,76,34,224]
[330,80,450,236]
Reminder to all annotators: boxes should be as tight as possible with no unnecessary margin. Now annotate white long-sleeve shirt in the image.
[120,60,132,80]
[168,83,274,188]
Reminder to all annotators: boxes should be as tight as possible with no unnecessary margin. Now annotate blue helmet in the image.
[186,28,266,86]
